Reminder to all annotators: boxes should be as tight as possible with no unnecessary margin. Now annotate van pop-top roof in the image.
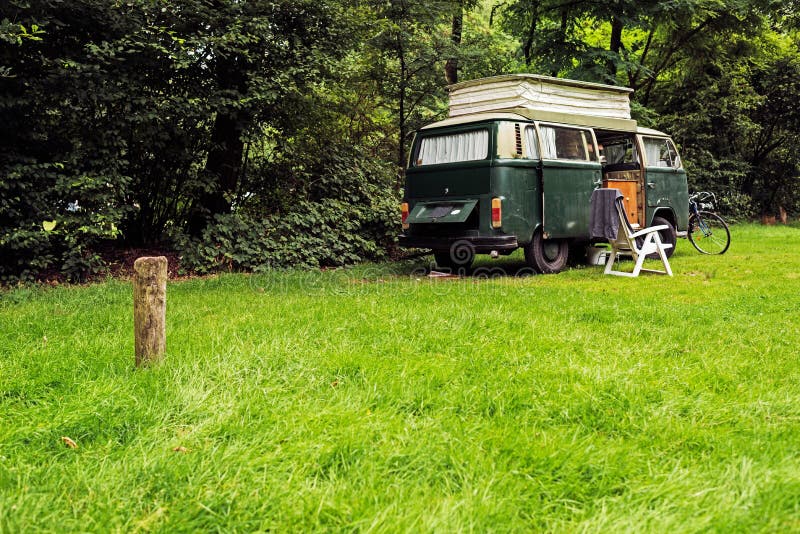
[445,74,637,132]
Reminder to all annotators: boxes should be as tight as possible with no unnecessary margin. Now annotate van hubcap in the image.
[543,241,560,261]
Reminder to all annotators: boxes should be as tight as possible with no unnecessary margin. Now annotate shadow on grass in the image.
[243,255,553,296]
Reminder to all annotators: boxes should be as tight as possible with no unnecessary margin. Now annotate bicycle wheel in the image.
[688,211,730,254]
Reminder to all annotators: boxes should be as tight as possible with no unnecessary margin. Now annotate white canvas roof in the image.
[448,74,634,125]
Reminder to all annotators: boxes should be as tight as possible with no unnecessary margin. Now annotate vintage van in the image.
[398,74,688,273]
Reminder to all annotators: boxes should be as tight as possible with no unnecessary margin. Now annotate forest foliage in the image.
[1,0,799,280]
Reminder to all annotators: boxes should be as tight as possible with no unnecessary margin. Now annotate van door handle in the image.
[647,182,656,189]
[593,179,602,187]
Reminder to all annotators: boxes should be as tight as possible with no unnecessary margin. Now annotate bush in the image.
[0,162,127,283]
[717,191,756,223]
[174,146,400,273]
[174,201,398,273]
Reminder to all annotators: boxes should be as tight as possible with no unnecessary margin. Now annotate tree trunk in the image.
[187,54,248,236]
[608,16,624,79]
[523,1,540,67]
[552,7,569,77]
[398,34,407,171]
[203,111,245,214]
[628,26,654,90]
[444,3,463,85]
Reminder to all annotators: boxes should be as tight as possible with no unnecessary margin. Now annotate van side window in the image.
[416,130,489,165]
[603,138,638,165]
[524,126,540,159]
[642,137,681,168]
[540,125,593,161]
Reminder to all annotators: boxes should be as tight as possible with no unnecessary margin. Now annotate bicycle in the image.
[687,191,731,255]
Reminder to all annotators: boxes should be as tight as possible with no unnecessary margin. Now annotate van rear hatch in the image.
[404,161,492,199]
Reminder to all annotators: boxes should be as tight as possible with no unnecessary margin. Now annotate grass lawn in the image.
[2,224,800,531]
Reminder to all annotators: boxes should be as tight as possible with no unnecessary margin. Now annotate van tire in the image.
[649,216,676,259]
[525,230,568,274]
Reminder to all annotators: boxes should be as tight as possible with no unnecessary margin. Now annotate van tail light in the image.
[491,197,502,228]
[401,202,410,230]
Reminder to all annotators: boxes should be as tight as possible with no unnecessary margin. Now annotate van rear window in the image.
[416,130,489,165]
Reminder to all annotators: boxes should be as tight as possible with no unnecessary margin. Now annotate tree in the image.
[167,0,348,234]
[0,0,349,279]
[364,0,458,170]
[654,7,800,215]
[1,1,138,279]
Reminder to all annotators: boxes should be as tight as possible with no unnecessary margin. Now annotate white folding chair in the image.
[604,197,673,277]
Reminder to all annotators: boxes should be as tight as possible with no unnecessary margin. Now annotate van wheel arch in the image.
[522,223,542,247]
[651,208,677,230]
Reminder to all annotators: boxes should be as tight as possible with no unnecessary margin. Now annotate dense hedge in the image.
[173,147,400,273]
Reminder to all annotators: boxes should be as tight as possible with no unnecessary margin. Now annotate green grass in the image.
[2,223,800,532]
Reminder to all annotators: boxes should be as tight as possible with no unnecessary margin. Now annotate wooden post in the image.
[133,256,167,367]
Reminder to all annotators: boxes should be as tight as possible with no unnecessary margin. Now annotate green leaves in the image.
[1,0,355,280]
[3,0,799,283]
[174,145,400,273]
[0,20,45,46]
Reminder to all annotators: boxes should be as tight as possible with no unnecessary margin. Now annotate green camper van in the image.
[398,74,688,273]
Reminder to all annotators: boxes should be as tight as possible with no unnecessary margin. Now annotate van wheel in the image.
[649,216,676,259]
[525,230,568,274]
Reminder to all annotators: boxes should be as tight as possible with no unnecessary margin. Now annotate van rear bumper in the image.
[398,234,518,253]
